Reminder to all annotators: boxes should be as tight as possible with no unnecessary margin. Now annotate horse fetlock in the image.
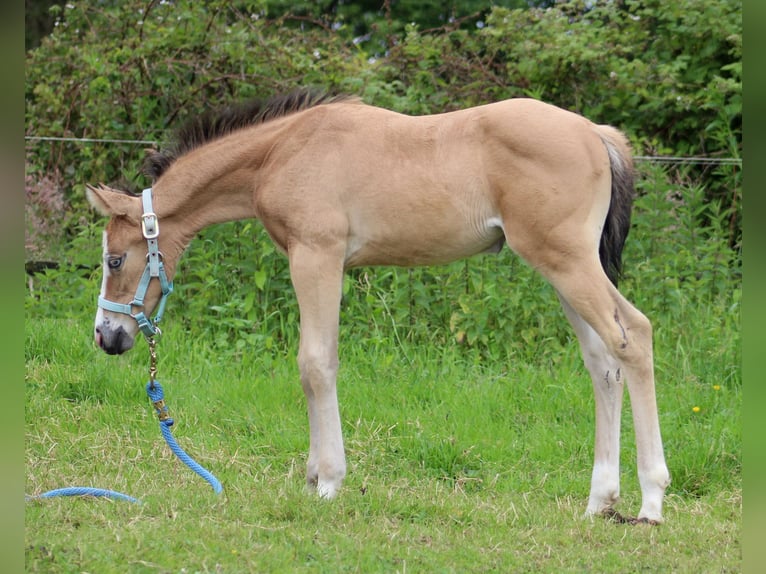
[639,465,670,496]
[588,464,620,510]
[637,466,670,522]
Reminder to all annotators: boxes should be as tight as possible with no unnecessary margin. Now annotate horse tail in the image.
[594,124,635,287]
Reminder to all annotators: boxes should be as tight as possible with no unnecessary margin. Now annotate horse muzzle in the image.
[95,324,135,355]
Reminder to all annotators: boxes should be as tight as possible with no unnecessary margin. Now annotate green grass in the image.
[25,313,740,573]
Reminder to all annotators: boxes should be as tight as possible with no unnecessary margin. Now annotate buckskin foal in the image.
[86,89,670,523]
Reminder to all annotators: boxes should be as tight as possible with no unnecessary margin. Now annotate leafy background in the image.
[24,0,739,356]
[25,0,741,365]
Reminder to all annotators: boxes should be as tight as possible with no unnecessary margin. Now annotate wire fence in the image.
[26,135,159,145]
[633,156,741,166]
[25,135,742,167]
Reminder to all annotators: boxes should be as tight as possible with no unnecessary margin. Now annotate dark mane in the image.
[143,88,358,180]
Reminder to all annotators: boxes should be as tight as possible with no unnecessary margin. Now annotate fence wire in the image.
[25,135,742,167]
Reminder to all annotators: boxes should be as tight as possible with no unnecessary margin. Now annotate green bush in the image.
[26,1,741,200]
[25,0,741,364]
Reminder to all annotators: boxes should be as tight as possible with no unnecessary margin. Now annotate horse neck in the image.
[152,127,273,237]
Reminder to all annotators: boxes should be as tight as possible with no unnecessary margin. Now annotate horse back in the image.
[254,98,614,268]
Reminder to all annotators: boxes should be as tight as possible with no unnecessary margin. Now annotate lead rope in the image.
[144,335,223,494]
[27,336,222,503]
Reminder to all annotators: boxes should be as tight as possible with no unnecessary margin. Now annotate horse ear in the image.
[85,184,141,219]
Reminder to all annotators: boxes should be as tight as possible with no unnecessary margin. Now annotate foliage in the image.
[24,0,742,360]
[25,0,68,51]
[24,164,65,261]
[25,0,741,190]
[258,0,538,57]
[25,0,366,195]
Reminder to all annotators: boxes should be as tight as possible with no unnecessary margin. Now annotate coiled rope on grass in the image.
[27,338,223,503]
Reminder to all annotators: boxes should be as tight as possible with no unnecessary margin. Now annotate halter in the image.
[98,188,174,338]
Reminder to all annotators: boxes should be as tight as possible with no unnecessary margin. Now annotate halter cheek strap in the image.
[98,188,174,338]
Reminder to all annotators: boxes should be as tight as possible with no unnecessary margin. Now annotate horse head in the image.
[86,184,175,354]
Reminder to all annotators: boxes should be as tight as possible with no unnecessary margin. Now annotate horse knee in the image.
[298,347,339,392]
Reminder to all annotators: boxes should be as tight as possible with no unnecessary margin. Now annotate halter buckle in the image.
[141,212,159,239]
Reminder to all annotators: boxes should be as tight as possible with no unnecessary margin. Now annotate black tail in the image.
[596,126,635,287]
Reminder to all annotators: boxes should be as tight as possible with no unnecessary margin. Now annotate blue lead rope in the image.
[27,379,222,503]
[146,380,223,494]
[26,487,140,504]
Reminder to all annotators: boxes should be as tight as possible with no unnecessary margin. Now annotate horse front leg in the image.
[288,243,346,498]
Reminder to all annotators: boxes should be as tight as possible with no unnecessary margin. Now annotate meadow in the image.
[25,321,741,572]
[25,165,741,572]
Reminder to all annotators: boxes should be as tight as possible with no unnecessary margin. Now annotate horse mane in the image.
[143,88,359,180]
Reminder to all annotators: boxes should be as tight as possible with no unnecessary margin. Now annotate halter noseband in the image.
[98,188,174,338]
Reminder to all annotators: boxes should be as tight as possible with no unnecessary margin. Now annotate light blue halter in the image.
[97,188,174,338]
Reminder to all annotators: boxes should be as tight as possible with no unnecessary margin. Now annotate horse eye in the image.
[107,256,124,270]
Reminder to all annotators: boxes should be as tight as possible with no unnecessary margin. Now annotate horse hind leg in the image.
[550,261,670,523]
[557,293,624,518]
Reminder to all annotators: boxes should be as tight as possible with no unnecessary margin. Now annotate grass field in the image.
[25,305,740,572]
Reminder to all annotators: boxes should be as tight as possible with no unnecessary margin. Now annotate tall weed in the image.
[623,163,741,375]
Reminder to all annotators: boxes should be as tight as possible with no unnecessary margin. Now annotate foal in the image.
[87,89,670,523]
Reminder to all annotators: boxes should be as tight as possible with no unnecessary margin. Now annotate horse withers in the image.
[86,89,670,523]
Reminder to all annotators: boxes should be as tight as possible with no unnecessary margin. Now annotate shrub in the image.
[25,0,741,364]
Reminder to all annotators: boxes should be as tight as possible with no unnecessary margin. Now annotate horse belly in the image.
[344,210,504,268]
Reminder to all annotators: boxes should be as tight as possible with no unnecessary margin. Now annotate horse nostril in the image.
[95,325,134,355]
